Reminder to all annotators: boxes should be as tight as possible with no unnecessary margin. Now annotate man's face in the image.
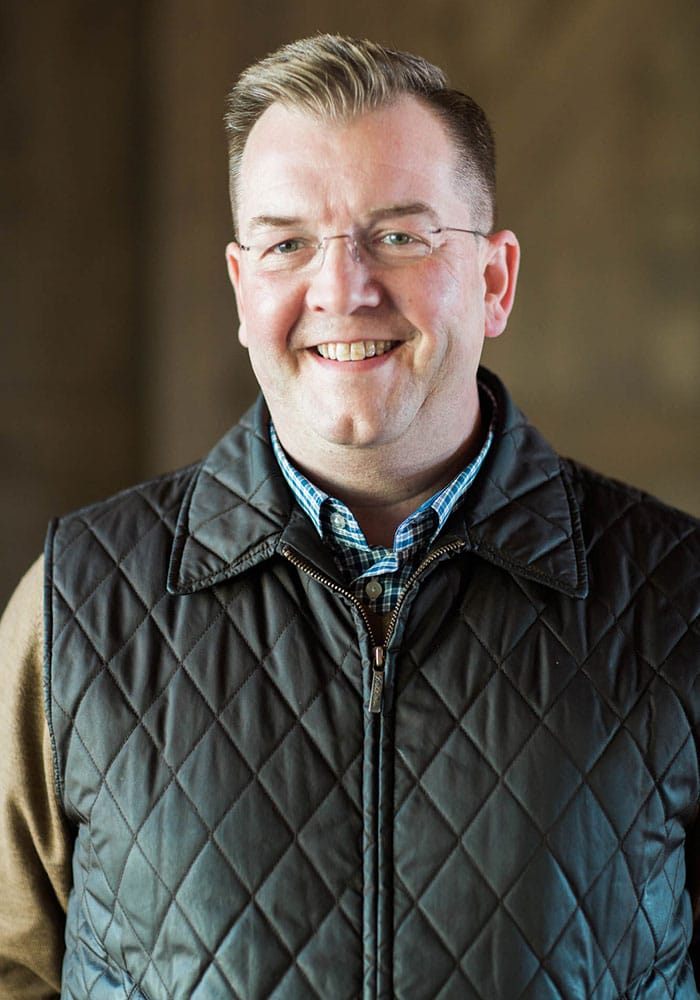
[226,96,518,473]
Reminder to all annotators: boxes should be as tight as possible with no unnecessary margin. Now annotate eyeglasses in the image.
[234,225,488,274]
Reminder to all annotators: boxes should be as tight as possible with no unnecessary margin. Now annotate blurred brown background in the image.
[1,0,698,609]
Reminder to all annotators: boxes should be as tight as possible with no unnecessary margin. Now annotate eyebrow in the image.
[247,215,304,232]
[246,202,440,233]
[366,202,440,224]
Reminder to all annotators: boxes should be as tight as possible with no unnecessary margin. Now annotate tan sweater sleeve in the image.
[0,556,72,999]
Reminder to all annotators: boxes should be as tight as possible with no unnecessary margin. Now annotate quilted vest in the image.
[46,370,700,999]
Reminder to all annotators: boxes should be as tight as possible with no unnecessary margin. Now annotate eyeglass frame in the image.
[233,226,490,271]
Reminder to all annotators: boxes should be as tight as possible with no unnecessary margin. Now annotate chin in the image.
[322,406,396,445]
[320,417,402,451]
[320,426,380,449]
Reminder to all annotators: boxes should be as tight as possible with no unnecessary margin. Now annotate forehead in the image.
[236,96,465,226]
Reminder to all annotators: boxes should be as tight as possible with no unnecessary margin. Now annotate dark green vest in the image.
[46,375,700,998]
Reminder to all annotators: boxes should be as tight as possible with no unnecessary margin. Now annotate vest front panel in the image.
[386,534,700,999]
[48,483,370,999]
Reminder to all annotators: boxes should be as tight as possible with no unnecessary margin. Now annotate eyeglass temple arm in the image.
[433,227,489,239]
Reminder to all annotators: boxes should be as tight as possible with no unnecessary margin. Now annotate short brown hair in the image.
[224,34,496,229]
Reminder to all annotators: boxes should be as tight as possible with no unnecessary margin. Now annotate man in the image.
[1,32,699,1000]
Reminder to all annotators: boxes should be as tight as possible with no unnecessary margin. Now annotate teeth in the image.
[317,340,395,361]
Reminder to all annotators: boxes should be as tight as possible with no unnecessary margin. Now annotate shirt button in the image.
[330,512,346,530]
[365,580,383,600]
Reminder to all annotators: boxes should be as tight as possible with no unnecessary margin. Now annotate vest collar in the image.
[454,367,588,598]
[167,369,588,599]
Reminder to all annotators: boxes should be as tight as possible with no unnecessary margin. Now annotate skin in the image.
[226,96,520,545]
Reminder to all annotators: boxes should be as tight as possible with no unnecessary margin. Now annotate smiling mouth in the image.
[316,340,398,362]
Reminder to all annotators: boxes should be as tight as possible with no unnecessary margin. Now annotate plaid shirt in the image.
[271,384,496,614]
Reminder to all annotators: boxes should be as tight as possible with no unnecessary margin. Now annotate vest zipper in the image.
[281,539,465,714]
[369,647,385,713]
[282,537,465,999]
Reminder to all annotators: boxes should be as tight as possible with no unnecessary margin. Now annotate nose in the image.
[320,233,363,263]
[305,235,382,314]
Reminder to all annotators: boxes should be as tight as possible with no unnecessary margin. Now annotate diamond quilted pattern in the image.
[547,784,621,899]
[541,672,623,775]
[164,840,249,954]
[173,725,254,830]
[392,903,458,995]
[292,908,363,1000]
[297,784,364,897]
[504,844,580,957]
[50,479,368,996]
[412,728,500,834]
[418,845,499,956]
[200,901,292,998]
[462,669,542,773]
[503,725,583,833]
[45,373,700,998]
[256,843,336,951]
[462,783,543,897]
[214,781,294,893]
[395,782,477,901]
[258,725,337,829]
[462,906,543,996]
[389,471,699,997]
[133,781,211,892]
[110,841,175,946]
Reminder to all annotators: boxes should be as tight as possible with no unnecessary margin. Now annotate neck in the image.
[336,456,468,546]
[279,414,485,547]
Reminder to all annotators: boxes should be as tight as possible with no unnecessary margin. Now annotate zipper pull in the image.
[369,646,385,714]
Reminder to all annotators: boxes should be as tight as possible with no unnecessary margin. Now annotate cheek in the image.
[408,262,476,315]
[399,277,465,342]
[239,281,302,353]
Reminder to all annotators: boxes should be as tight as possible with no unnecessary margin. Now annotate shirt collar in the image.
[270,381,497,554]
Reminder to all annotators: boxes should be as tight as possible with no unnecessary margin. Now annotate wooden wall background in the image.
[2,0,698,608]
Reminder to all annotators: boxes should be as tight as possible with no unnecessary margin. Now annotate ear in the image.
[225,241,248,347]
[482,229,520,340]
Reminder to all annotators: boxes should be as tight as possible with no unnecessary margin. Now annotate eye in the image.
[268,237,309,256]
[369,229,433,262]
[378,231,418,247]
